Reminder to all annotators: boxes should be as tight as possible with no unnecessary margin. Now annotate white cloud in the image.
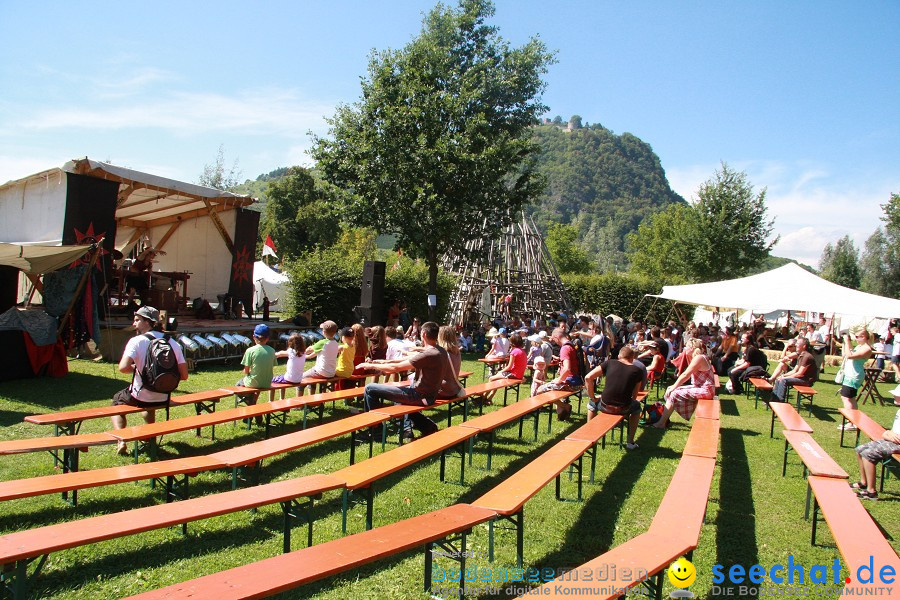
[11,88,334,138]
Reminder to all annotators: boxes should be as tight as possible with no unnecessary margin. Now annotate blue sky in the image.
[1,1,897,267]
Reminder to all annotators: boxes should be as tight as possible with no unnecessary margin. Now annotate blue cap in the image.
[253,324,271,338]
[499,327,507,334]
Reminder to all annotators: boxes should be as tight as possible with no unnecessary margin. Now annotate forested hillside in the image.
[235,121,685,271]
[529,121,684,271]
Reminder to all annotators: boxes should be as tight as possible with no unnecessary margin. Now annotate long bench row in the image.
[0,378,522,507]
[0,387,575,599]
[119,399,626,600]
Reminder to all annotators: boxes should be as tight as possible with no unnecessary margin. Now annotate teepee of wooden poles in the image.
[441,213,573,327]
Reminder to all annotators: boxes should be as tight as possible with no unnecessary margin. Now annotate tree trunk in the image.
[427,249,438,323]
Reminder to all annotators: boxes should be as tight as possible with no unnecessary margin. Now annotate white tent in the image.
[253,261,288,311]
[653,263,900,319]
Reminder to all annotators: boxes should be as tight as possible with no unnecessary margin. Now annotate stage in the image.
[97,314,307,365]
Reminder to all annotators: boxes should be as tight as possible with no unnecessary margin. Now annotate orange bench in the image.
[23,387,238,437]
[769,401,813,438]
[694,398,720,420]
[332,427,477,532]
[472,413,624,566]
[459,389,576,469]
[838,408,900,491]
[682,416,720,459]
[747,377,773,408]
[0,408,402,507]
[122,504,497,600]
[781,430,848,519]
[806,475,900,593]
[0,474,346,599]
[789,383,817,416]
[520,532,694,599]
[650,455,717,550]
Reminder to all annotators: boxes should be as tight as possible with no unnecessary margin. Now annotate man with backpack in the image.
[111,306,188,455]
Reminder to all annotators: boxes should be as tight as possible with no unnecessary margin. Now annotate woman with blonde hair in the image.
[837,328,873,430]
[438,325,462,376]
[653,338,716,429]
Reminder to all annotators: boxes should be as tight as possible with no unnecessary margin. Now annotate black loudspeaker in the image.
[360,261,386,308]
[353,305,385,326]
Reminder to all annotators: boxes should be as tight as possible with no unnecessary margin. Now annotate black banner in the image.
[228,208,260,318]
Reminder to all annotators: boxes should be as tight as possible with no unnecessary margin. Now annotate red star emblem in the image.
[231,245,253,285]
[70,222,108,268]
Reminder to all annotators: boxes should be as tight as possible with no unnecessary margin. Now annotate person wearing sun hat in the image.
[851,384,900,500]
[111,306,188,455]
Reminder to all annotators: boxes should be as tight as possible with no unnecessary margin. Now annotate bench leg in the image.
[56,447,80,505]
[1,555,48,600]
[782,439,790,477]
[810,497,820,546]
[770,410,776,438]
[804,483,812,521]
[424,529,472,595]
[281,496,316,552]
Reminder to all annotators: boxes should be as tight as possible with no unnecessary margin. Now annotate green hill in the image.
[529,120,685,271]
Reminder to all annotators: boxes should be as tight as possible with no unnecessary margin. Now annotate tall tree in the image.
[627,163,776,283]
[545,223,592,274]
[819,235,861,289]
[859,193,900,298]
[689,162,777,281]
[259,166,339,259]
[311,0,555,317]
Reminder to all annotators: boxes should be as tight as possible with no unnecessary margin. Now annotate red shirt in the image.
[508,347,527,379]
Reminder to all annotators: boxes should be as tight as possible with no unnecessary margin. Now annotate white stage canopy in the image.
[253,261,288,311]
[652,263,900,319]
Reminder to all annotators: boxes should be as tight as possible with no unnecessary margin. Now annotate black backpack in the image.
[570,338,590,381]
[139,333,180,394]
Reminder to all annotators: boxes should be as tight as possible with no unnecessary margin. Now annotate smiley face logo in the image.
[668,557,696,588]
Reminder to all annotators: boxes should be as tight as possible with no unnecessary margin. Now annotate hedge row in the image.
[283,249,456,325]
[562,272,675,324]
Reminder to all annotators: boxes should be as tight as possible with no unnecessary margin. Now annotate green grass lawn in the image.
[0,356,897,599]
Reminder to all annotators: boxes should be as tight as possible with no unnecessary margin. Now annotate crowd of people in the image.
[108,304,900,490]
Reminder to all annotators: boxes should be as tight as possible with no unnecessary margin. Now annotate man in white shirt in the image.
[111,306,188,454]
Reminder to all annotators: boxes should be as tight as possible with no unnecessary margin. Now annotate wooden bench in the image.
[682,416,720,459]
[121,504,498,600]
[789,383,818,416]
[769,401,813,438]
[650,454,717,550]
[519,532,694,599]
[23,388,237,436]
[747,377,773,409]
[0,455,226,507]
[459,389,575,469]
[694,398,720,420]
[781,430,849,519]
[0,407,405,508]
[332,427,478,532]
[478,355,507,378]
[472,414,624,567]
[565,412,627,481]
[0,474,346,599]
[806,475,900,592]
[838,408,900,491]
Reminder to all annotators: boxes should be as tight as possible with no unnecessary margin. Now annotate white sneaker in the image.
[725,381,734,394]
[837,423,858,431]
[626,442,639,451]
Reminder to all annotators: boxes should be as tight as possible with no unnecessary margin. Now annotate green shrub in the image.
[562,272,675,323]
[283,250,457,325]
